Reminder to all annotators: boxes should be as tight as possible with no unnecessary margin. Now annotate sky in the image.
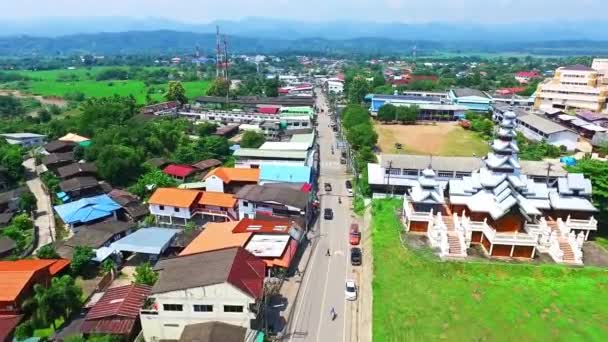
[0,0,606,23]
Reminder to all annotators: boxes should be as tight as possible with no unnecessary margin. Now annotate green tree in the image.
[165,81,188,104]
[396,105,419,124]
[70,246,94,275]
[347,124,378,150]
[14,321,34,340]
[101,259,116,275]
[37,244,60,259]
[2,214,33,252]
[38,107,52,122]
[240,130,266,148]
[197,122,218,136]
[22,283,56,329]
[197,136,231,160]
[567,158,608,224]
[0,141,25,182]
[264,77,280,97]
[96,145,143,186]
[128,169,178,198]
[341,104,370,128]
[0,95,24,117]
[377,104,397,123]
[372,72,386,88]
[206,78,230,97]
[134,262,159,286]
[347,77,371,104]
[18,191,37,214]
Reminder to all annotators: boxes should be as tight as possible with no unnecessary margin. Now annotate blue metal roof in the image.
[260,164,312,183]
[110,227,177,255]
[372,94,442,102]
[54,194,121,225]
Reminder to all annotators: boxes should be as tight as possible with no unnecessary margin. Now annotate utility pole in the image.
[215,26,221,79]
[223,35,230,104]
[386,160,394,197]
[545,162,553,187]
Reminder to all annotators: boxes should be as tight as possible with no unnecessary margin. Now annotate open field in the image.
[375,121,490,156]
[0,67,210,103]
[372,199,608,342]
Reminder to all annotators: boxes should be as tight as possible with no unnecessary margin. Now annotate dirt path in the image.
[0,89,67,107]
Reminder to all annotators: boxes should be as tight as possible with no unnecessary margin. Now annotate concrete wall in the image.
[205,176,225,193]
[141,283,256,341]
[149,204,192,220]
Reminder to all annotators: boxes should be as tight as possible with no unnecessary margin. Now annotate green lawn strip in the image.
[596,237,608,252]
[371,199,608,342]
[33,317,65,338]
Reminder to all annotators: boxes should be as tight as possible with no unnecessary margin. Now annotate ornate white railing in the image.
[548,232,564,263]
[567,231,584,264]
[566,215,598,232]
[452,214,468,254]
[556,218,570,237]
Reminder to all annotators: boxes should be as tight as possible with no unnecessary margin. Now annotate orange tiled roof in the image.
[0,271,36,301]
[0,259,70,301]
[148,188,201,208]
[199,191,237,208]
[205,167,260,184]
[180,221,252,256]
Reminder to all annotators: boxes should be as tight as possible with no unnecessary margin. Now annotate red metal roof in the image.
[258,106,280,114]
[163,164,197,178]
[227,248,266,299]
[232,218,292,234]
[0,315,23,341]
[516,71,540,78]
[81,284,151,335]
[300,183,312,192]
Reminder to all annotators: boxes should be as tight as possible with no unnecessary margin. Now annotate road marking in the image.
[334,250,344,256]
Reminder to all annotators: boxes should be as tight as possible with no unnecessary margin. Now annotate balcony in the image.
[467,219,537,246]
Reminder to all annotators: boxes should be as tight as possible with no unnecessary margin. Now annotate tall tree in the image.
[134,262,159,286]
[165,81,188,104]
[377,104,397,123]
[36,244,60,259]
[70,246,94,275]
[240,130,266,148]
[95,145,143,186]
[206,78,230,97]
[18,191,37,214]
[347,77,371,104]
[264,77,280,97]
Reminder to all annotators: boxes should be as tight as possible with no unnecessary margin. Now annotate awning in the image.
[557,114,575,121]
[110,227,177,255]
[571,118,591,127]
[582,124,607,132]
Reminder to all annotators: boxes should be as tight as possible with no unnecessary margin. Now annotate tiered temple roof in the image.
[447,111,596,218]
[409,168,444,204]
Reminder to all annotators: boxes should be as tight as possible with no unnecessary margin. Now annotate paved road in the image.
[286,90,361,341]
[23,158,56,251]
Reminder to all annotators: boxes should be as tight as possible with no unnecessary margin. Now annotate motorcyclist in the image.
[326,248,330,256]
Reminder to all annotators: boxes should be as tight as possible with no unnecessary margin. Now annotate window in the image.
[164,323,179,327]
[402,169,419,176]
[193,304,213,312]
[159,205,165,210]
[243,201,249,206]
[163,304,183,311]
[174,207,179,212]
[438,171,454,178]
[224,305,244,313]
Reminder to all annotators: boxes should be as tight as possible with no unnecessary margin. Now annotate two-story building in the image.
[1,133,46,148]
[140,247,265,341]
[148,188,239,225]
[448,88,493,112]
[235,184,310,225]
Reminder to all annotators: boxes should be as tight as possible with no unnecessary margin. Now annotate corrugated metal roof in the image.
[233,148,308,160]
[379,154,483,173]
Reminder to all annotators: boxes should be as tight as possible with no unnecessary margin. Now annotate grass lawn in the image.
[372,199,608,341]
[375,122,490,157]
[1,67,210,104]
[33,317,65,338]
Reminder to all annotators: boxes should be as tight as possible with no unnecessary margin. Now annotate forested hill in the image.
[0,30,607,56]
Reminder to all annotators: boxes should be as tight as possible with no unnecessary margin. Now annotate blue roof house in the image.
[259,164,312,185]
[54,194,121,231]
[448,88,493,112]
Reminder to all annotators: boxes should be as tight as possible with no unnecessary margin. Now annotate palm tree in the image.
[22,284,54,329]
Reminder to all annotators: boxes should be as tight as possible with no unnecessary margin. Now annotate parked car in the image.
[345,180,353,197]
[345,279,357,301]
[349,223,361,245]
[324,208,333,220]
[350,247,362,266]
[324,183,332,192]
[340,157,347,164]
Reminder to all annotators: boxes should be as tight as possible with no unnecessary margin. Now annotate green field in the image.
[372,199,608,342]
[1,67,210,103]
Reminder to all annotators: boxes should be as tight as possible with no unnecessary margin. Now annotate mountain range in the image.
[2,16,608,42]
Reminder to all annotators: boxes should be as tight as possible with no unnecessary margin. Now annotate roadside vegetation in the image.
[372,199,608,341]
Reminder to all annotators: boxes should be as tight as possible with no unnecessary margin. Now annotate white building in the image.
[140,247,265,341]
[535,60,608,113]
[1,133,46,148]
[494,105,578,151]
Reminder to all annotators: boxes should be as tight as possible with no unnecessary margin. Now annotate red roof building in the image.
[515,71,541,83]
[231,218,292,234]
[0,314,23,342]
[496,87,526,95]
[81,284,151,337]
[163,164,198,180]
[257,106,281,114]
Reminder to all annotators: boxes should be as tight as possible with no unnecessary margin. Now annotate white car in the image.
[345,279,357,301]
